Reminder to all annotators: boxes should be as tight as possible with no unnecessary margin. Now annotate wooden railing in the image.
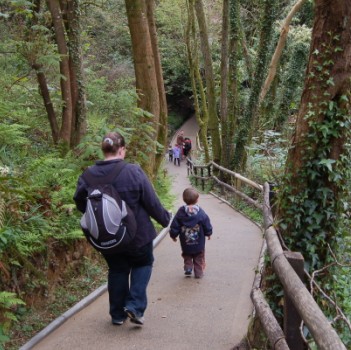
[186,158,346,350]
[187,159,263,210]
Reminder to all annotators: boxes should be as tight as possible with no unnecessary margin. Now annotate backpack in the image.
[80,161,137,254]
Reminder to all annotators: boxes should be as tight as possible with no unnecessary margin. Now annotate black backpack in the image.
[80,161,137,254]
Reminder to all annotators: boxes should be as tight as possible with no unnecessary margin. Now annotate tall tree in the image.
[259,0,307,104]
[225,0,241,170]
[185,0,210,162]
[278,0,351,269]
[194,0,221,164]
[47,0,73,148]
[219,0,230,169]
[27,0,59,143]
[23,0,87,149]
[232,0,276,171]
[61,0,87,147]
[146,0,168,174]
[125,0,166,177]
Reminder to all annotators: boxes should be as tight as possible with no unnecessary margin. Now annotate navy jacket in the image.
[170,206,212,254]
[73,159,171,249]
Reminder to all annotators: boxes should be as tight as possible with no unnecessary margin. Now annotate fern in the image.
[0,292,25,347]
[0,124,30,146]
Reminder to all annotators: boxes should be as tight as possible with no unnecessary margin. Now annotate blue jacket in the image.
[172,146,181,158]
[73,159,171,249]
[170,206,212,254]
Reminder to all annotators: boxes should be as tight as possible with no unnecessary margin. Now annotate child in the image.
[173,144,181,166]
[168,144,173,162]
[170,188,212,278]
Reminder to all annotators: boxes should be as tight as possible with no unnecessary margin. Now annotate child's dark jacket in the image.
[170,206,212,254]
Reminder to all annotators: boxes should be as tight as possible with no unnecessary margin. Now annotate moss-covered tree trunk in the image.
[194,0,221,163]
[125,0,160,177]
[62,0,87,148]
[232,0,275,171]
[219,0,230,169]
[146,0,168,175]
[186,0,210,162]
[278,0,351,269]
[226,0,241,171]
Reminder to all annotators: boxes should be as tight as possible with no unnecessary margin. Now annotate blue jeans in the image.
[103,242,154,321]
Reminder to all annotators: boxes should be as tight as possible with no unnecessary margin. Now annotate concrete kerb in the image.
[19,225,171,350]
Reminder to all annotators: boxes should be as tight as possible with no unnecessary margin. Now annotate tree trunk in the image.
[279,0,351,268]
[186,0,210,162]
[227,0,241,171]
[26,0,59,144]
[146,0,168,175]
[194,0,221,163]
[219,0,230,169]
[125,0,160,177]
[32,63,60,143]
[232,0,276,171]
[47,0,73,149]
[259,0,307,104]
[61,0,87,147]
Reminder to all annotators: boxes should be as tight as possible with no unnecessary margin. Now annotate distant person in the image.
[183,137,192,157]
[176,130,185,159]
[176,130,185,148]
[170,188,213,278]
[168,143,173,162]
[173,144,181,166]
[74,131,171,326]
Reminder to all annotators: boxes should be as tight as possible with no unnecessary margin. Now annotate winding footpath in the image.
[25,117,263,350]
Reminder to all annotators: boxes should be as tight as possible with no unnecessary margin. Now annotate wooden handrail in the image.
[186,158,262,209]
[262,183,346,350]
[211,161,263,191]
[185,159,346,349]
[212,175,262,209]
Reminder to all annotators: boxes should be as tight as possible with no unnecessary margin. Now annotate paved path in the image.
[28,117,263,350]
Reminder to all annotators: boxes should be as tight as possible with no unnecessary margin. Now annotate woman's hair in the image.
[183,188,199,205]
[101,132,125,154]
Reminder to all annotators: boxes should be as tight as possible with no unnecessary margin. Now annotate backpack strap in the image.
[82,161,127,186]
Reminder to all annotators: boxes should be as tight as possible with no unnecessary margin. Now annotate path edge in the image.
[19,225,171,350]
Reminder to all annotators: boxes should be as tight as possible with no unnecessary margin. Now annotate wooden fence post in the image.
[235,177,242,205]
[200,167,204,191]
[284,251,305,350]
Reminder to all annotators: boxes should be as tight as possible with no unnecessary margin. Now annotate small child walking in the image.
[173,144,181,166]
[168,144,173,162]
[170,188,213,278]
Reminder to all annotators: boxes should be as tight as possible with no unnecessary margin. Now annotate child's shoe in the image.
[184,269,192,276]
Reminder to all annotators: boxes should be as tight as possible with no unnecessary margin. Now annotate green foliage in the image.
[279,99,351,270]
[276,33,351,344]
[232,0,277,170]
[273,25,311,129]
[156,0,191,97]
[247,130,288,183]
[0,291,25,346]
